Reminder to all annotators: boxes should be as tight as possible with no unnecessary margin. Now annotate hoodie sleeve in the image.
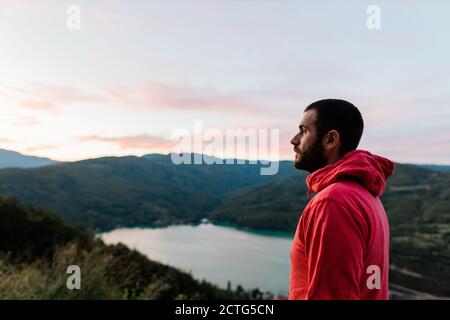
[301,199,366,299]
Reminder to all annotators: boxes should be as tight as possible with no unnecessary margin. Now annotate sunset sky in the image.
[0,0,449,164]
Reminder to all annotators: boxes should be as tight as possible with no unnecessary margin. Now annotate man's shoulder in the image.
[308,180,371,210]
[317,180,363,199]
[302,181,371,229]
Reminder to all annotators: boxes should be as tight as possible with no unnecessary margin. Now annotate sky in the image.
[0,0,449,164]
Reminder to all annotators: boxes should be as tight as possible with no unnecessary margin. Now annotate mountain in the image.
[0,154,298,230]
[0,149,58,169]
[416,164,450,173]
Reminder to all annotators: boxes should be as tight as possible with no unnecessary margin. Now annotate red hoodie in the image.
[289,150,394,300]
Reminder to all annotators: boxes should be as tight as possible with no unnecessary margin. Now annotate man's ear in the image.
[324,130,340,148]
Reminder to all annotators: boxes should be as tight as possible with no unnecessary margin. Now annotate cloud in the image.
[1,83,104,114]
[0,137,15,144]
[3,81,270,116]
[14,115,42,126]
[25,145,58,152]
[103,81,262,113]
[78,134,177,150]
[1,0,53,16]
[360,130,450,164]
[18,83,101,105]
[19,100,57,112]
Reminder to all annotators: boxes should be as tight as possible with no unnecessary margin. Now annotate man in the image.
[289,99,394,300]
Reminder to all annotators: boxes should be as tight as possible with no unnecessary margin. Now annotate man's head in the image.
[291,99,364,173]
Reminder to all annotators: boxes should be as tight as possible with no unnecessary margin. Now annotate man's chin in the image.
[294,159,315,173]
[293,159,304,170]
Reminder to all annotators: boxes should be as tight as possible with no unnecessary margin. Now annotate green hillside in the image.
[0,197,248,299]
[0,154,297,231]
[415,164,450,173]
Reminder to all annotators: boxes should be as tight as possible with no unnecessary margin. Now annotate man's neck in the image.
[325,153,342,166]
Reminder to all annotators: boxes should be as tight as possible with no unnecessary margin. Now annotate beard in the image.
[294,137,327,173]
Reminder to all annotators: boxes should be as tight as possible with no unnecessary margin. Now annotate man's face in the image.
[290,109,327,173]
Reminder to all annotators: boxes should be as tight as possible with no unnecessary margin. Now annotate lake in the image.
[101,223,293,295]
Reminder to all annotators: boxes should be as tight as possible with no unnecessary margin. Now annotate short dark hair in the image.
[305,99,364,155]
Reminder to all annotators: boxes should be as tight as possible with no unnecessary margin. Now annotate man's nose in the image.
[291,133,300,146]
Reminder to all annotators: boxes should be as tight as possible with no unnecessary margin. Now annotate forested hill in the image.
[0,197,248,299]
[0,154,300,230]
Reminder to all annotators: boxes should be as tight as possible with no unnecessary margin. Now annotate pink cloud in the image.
[19,100,57,112]
[364,132,450,153]
[78,134,177,150]
[3,81,271,116]
[0,137,15,144]
[1,83,104,114]
[360,129,450,164]
[25,145,58,152]
[20,83,101,105]
[1,0,52,16]
[103,82,262,113]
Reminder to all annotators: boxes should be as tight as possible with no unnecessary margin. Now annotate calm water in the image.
[101,224,293,295]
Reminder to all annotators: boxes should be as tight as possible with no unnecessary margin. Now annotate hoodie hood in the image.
[306,150,395,197]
